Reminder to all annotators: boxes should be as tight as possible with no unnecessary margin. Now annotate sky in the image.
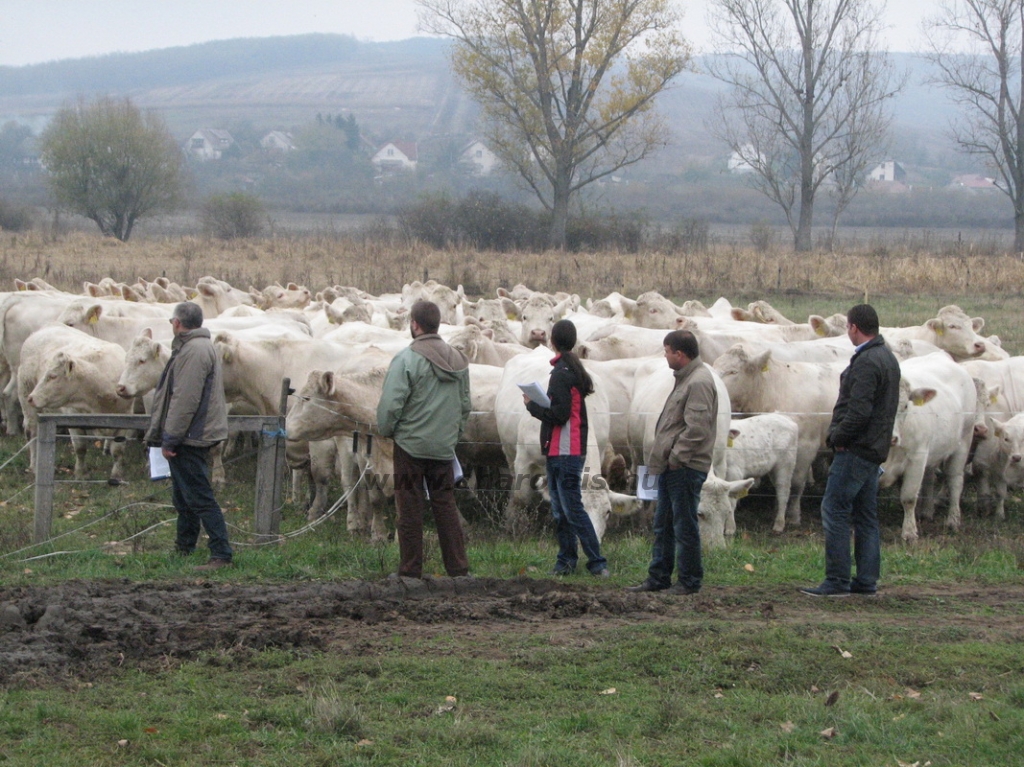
[0,0,930,68]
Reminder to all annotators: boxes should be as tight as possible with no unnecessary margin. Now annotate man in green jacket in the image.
[377,300,471,578]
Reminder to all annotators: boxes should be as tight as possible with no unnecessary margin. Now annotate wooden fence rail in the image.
[33,413,288,544]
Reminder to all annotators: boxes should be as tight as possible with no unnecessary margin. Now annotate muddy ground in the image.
[1,577,1022,687]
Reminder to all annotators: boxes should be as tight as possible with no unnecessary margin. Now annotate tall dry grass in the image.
[2,229,1022,300]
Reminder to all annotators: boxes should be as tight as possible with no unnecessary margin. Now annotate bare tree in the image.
[926,0,1024,253]
[707,0,901,252]
[39,96,184,242]
[418,0,690,249]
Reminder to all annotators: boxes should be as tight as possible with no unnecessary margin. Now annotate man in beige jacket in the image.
[628,330,718,595]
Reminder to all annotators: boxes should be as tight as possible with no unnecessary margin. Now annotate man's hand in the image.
[162,447,177,459]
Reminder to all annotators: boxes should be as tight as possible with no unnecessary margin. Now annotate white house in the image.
[260,131,296,153]
[460,140,500,176]
[866,160,907,183]
[727,144,760,174]
[371,141,418,173]
[185,129,236,161]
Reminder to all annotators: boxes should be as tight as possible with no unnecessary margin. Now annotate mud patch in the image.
[0,578,1021,686]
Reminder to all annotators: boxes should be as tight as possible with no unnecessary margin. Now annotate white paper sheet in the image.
[636,465,659,501]
[149,447,171,481]
[518,381,551,409]
[425,457,464,499]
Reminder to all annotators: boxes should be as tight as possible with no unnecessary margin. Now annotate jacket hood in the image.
[410,334,469,381]
[172,326,211,351]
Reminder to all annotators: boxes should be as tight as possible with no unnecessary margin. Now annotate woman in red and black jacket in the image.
[524,319,609,577]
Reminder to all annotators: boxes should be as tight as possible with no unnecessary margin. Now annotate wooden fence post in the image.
[32,417,57,544]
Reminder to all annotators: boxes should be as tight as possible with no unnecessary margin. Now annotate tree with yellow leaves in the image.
[419,0,690,249]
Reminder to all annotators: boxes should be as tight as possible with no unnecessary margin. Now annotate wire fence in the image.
[0,385,1010,564]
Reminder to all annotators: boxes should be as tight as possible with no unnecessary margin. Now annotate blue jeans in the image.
[169,444,233,561]
[547,455,607,574]
[821,451,881,591]
[648,466,706,590]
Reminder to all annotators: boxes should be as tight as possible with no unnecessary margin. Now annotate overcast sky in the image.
[0,0,931,67]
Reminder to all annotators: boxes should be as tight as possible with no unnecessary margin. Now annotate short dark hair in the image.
[550,319,577,353]
[410,300,441,333]
[663,329,699,359]
[847,304,879,336]
[173,302,204,329]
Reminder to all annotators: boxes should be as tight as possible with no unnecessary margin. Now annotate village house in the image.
[185,129,236,161]
[260,131,296,153]
[371,141,418,173]
[866,160,908,183]
[459,139,500,176]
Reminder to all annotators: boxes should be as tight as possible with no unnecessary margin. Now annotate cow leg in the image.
[917,468,938,520]
[899,460,927,543]
[4,378,23,436]
[108,434,126,482]
[70,428,89,479]
[305,439,337,522]
[207,442,226,487]
[770,465,793,534]
[943,455,968,532]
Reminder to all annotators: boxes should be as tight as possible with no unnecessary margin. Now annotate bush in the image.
[199,192,266,239]
[397,193,457,248]
[0,198,34,232]
[455,191,541,250]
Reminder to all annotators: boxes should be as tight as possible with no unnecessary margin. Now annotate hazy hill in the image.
[0,36,962,172]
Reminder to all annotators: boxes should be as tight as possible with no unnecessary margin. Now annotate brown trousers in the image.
[392,443,469,578]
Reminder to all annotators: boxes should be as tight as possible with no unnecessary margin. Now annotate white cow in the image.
[880,353,985,543]
[19,324,129,481]
[697,472,756,549]
[884,305,1001,361]
[723,413,800,533]
[447,324,530,366]
[713,345,845,527]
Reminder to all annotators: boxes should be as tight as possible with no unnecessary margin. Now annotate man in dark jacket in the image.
[145,302,232,571]
[801,304,900,597]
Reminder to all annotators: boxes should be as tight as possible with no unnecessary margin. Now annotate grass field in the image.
[0,231,1023,765]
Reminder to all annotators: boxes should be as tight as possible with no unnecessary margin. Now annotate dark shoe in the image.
[591,568,610,578]
[799,583,850,598]
[195,559,233,572]
[850,584,877,596]
[174,548,194,557]
[664,583,700,595]
[626,578,668,592]
[551,567,575,576]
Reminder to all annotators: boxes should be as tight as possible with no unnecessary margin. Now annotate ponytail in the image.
[561,350,594,397]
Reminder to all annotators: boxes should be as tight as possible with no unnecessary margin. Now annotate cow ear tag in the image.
[761,363,770,373]
[912,395,927,406]
[727,436,735,448]
[736,487,749,499]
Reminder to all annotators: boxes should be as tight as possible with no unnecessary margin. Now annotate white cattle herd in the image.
[1,275,1017,548]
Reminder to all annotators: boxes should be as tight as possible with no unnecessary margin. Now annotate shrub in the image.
[0,198,34,232]
[199,192,266,239]
[397,192,457,248]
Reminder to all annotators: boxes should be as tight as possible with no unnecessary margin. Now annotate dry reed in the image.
[1,230,1022,300]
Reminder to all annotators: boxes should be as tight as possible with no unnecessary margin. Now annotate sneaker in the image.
[799,583,850,598]
[195,559,233,572]
[664,583,700,595]
[626,578,668,593]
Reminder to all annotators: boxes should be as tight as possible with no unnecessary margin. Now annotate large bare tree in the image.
[926,0,1024,253]
[418,0,690,249]
[707,0,901,252]
[39,96,184,242]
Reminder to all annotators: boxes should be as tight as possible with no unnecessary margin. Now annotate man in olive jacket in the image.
[377,300,471,579]
[146,302,232,570]
[628,330,718,596]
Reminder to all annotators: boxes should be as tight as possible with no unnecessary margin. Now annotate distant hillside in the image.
[0,37,964,173]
